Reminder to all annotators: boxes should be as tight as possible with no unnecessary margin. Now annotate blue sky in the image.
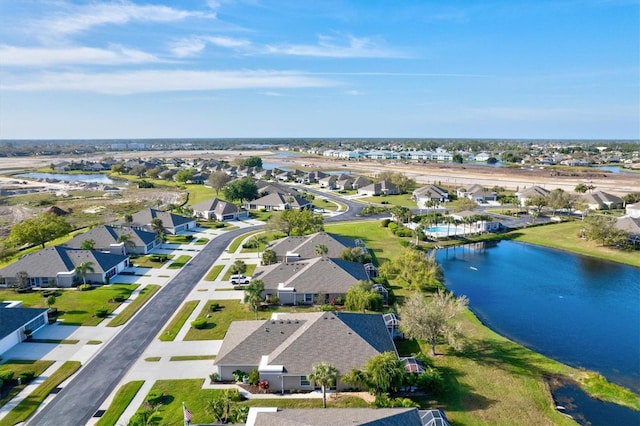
[0,0,638,140]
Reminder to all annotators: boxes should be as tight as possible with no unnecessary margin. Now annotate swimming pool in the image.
[426,224,466,236]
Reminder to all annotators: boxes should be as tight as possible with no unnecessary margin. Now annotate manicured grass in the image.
[145,357,161,362]
[358,193,418,208]
[159,300,200,341]
[227,230,262,253]
[28,339,79,344]
[194,238,209,245]
[204,265,224,281]
[108,285,161,327]
[311,197,340,211]
[132,379,370,425]
[165,235,196,244]
[508,220,640,267]
[0,361,81,426]
[221,264,257,281]
[184,300,313,341]
[87,340,102,345]
[169,355,216,361]
[0,284,138,326]
[0,360,54,409]
[167,254,192,269]
[325,220,402,266]
[131,254,173,268]
[95,380,145,426]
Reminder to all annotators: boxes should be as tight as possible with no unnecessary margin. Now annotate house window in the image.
[304,294,313,303]
[300,376,310,387]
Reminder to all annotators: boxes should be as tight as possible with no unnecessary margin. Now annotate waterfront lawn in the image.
[132,379,370,425]
[508,221,640,267]
[0,360,54,409]
[0,285,137,326]
[325,220,402,266]
[96,381,145,426]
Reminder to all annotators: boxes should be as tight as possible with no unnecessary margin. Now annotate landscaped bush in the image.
[232,370,247,382]
[267,295,279,305]
[0,371,15,383]
[146,388,164,406]
[209,372,219,383]
[247,369,260,386]
[191,318,207,329]
[381,218,391,227]
[19,371,35,383]
[95,308,109,318]
[319,304,334,311]
[209,303,220,312]
[242,240,258,249]
[78,284,92,291]
[415,367,445,395]
[110,296,125,303]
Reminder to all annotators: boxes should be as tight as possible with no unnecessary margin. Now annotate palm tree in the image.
[308,362,339,408]
[315,244,329,257]
[117,234,135,255]
[244,279,265,319]
[75,261,95,285]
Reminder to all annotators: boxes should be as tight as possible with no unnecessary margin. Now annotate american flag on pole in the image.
[183,402,192,426]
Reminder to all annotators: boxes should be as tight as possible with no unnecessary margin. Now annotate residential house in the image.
[296,170,328,184]
[213,311,397,393]
[62,225,161,255]
[0,246,129,288]
[266,232,364,262]
[474,152,491,162]
[357,180,400,196]
[318,175,338,189]
[450,211,500,233]
[515,186,550,207]
[456,184,497,203]
[615,216,640,245]
[127,208,197,234]
[245,192,311,211]
[626,203,640,218]
[582,191,624,210]
[191,198,248,221]
[0,303,49,356]
[413,185,449,207]
[246,407,449,426]
[254,257,370,305]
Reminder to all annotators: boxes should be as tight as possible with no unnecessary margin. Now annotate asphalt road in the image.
[28,225,260,426]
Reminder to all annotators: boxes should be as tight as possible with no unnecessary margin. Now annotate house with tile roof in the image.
[515,185,550,207]
[191,197,249,221]
[0,303,49,356]
[62,225,161,255]
[253,257,371,305]
[0,246,129,288]
[126,208,197,234]
[247,407,449,426]
[582,191,624,210]
[266,232,363,262]
[357,180,400,196]
[213,311,397,393]
[245,192,311,211]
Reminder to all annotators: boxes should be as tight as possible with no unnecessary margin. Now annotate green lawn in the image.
[508,220,640,267]
[159,300,200,341]
[358,193,418,208]
[165,235,196,244]
[0,361,81,426]
[108,285,161,327]
[132,379,370,425]
[204,265,224,281]
[96,381,144,426]
[0,360,54,409]
[194,238,209,245]
[227,230,262,253]
[311,197,340,211]
[130,254,173,268]
[0,285,138,326]
[167,255,192,269]
[221,264,257,281]
[325,220,402,266]
[169,355,216,361]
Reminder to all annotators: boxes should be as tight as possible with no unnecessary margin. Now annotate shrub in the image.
[319,304,334,311]
[191,318,207,329]
[78,284,92,291]
[267,295,279,305]
[399,240,411,247]
[209,372,219,383]
[95,308,109,318]
[19,371,35,383]
[209,303,219,312]
[247,369,260,386]
[232,370,247,382]
[0,371,14,382]
[381,218,391,227]
[415,367,445,394]
[110,296,125,303]
[146,388,164,407]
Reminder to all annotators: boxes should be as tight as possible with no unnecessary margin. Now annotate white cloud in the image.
[205,36,252,49]
[169,38,208,58]
[258,91,287,97]
[1,69,338,95]
[32,1,215,39]
[0,45,162,67]
[264,34,409,58]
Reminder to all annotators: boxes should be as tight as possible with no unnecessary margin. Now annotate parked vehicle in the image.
[230,275,251,285]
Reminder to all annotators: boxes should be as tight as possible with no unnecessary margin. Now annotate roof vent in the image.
[265,328,269,332]
[294,320,299,324]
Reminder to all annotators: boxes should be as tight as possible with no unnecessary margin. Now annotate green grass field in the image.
[0,285,137,326]
[358,193,418,208]
[96,381,144,426]
[108,285,161,327]
[204,265,224,281]
[159,300,200,341]
[167,255,192,269]
[0,360,55,409]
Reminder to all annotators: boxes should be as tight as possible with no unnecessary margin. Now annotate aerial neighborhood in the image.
[0,140,639,425]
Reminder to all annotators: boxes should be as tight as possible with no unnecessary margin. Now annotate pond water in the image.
[16,172,121,184]
[435,241,640,392]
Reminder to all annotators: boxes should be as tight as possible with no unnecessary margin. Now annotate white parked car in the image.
[230,275,251,285]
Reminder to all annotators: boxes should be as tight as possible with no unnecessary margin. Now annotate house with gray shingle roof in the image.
[357,180,400,196]
[515,185,550,207]
[247,407,447,426]
[127,208,196,234]
[0,304,49,356]
[582,191,624,210]
[191,197,248,221]
[213,311,397,393]
[266,232,363,262]
[245,192,311,212]
[253,257,370,305]
[456,184,497,203]
[413,184,449,206]
[62,225,160,255]
[0,246,129,288]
